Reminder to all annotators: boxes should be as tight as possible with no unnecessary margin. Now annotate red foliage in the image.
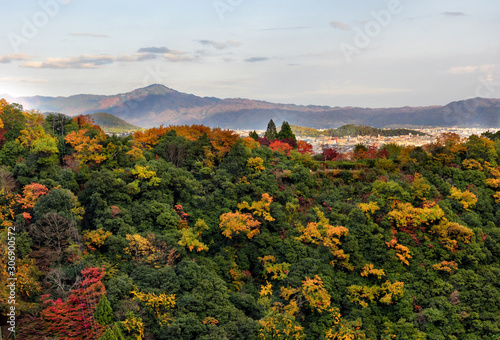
[322,147,339,161]
[297,140,313,155]
[0,128,6,147]
[257,137,271,147]
[269,140,293,154]
[39,267,106,340]
[73,114,103,132]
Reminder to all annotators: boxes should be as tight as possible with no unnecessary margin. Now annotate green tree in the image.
[95,294,113,326]
[265,119,278,140]
[249,130,259,141]
[277,121,297,144]
[98,324,125,340]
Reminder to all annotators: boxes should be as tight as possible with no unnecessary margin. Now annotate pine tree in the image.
[264,119,278,140]
[95,294,113,326]
[277,121,297,145]
[249,130,259,141]
[99,324,126,340]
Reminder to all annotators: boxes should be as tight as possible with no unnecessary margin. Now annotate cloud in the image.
[447,65,477,74]
[21,49,195,69]
[447,64,500,75]
[22,54,115,69]
[197,40,240,50]
[0,53,31,63]
[137,47,172,54]
[442,11,465,17]
[330,21,350,31]
[70,32,109,38]
[245,57,269,63]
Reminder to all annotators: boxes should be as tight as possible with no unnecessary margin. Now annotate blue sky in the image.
[0,0,499,108]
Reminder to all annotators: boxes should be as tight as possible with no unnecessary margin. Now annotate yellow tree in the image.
[297,208,351,269]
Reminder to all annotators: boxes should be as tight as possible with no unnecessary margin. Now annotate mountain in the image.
[89,112,140,133]
[4,84,500,129]
[291,124,426,138]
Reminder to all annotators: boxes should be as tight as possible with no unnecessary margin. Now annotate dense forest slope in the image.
[1,98,500,339]
[4,84,500,129]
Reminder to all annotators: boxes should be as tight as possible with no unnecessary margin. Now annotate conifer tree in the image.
[249,130,259,141]
[277,121,297,144]
[95,294,113,326]
[264,119,278,140]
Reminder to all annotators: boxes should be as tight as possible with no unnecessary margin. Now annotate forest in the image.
[1,98,500,339]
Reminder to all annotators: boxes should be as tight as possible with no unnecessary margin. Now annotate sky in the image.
[0,0,499,108]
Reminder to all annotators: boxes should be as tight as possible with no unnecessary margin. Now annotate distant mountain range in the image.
[2,84,499,129]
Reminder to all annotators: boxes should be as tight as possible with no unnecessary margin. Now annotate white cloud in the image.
[0,54,32,63]
[197,40,241,50]
[447,66,478,74]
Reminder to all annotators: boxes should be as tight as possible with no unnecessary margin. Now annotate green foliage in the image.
[264,119,278,140]
[4,100,500,339]
[95,295,113,326]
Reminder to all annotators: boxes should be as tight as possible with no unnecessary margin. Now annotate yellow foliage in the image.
[430,219,473,251]
[360,263,385,280]
[131,288,176,327]
[258,255,290,280]
[258,311,305,340]
[243,136,260,149]
[494,192,500,203]
[387,201,445,230]
[297,208,351,270]
[462,159,483,171]
[65,129,107,165]
[410,173,431,201]
[325,307,366,340]
[238,193,275,222]
[347,281,404,308]
[121,312,145,340]
[433,261,458,273]
[131,165,161,186]
[485,178,500,189]
[247,157,265,173]
[357,201,379,217]
[82,228,112,252]
[260,282,273,297]
[449,187,477,210]
[178,219,209,252]
[220,212,261,239]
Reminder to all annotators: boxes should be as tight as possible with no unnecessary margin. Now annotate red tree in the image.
[297,140,313,155]
[39,267,106,340]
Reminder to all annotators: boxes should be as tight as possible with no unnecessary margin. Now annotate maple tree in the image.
[40,267,106,339]
[65,129,107,165]
[269,140,293,154]
[297,140,313,155]
[448,186,477,210]
[296,208,351,269]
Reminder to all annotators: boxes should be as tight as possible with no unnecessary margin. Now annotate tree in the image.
[278,121,297,145]
[297,141,313,155]
[249,130,259,141]
[269,140,293,154]
[40,267,107,339]
[95,295,113,326]
[265,119,278,140]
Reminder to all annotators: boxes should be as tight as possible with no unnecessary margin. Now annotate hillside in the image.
[292,124,426,138]
[5,84,500,129]
[90,112,141,133]
[1,99,500,338]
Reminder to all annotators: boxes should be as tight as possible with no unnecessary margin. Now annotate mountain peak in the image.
[140,84,176,95]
